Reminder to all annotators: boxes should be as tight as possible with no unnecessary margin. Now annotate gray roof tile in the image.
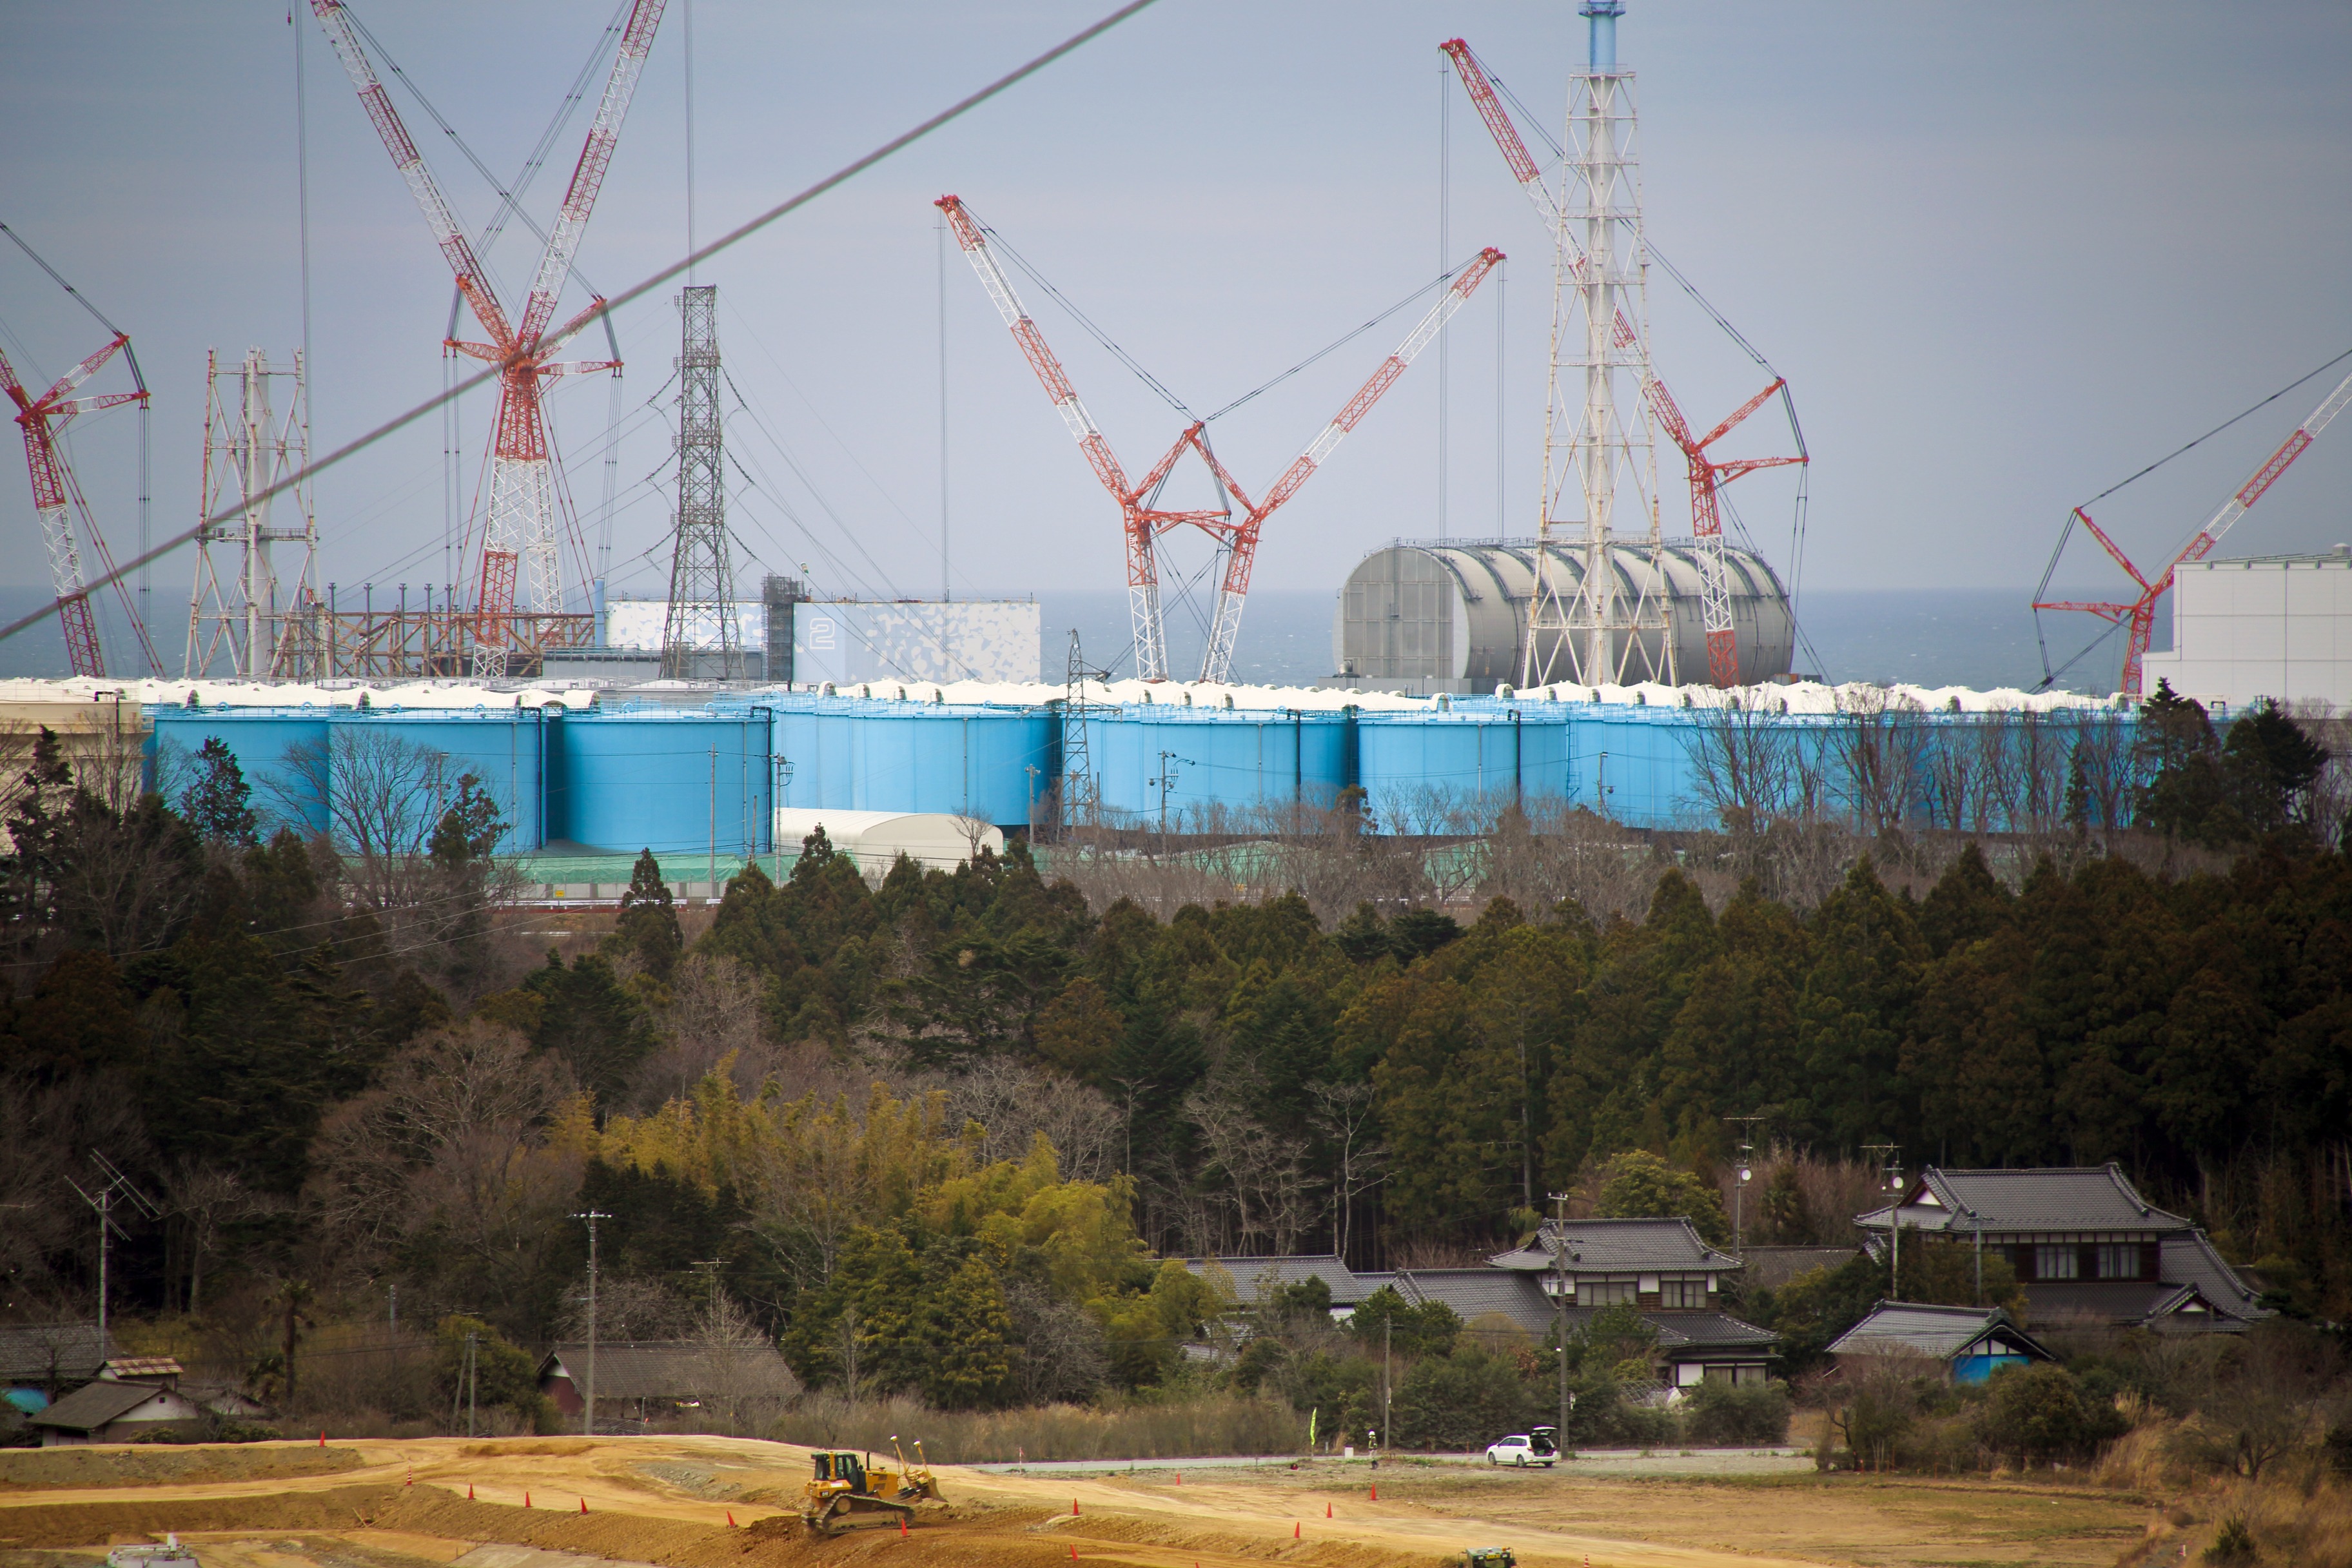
[1826,1302,2051,1362]
[1856,1164,2192,1234]
[1488,1219,1740,1272]
[1181,1256,1377,1305]
[1391,1270,1558,1337]
[28,1379,178,1431]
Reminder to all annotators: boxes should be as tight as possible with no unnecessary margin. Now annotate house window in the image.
[2035,1245,2080,1280]
[1580,1277,1638,1305]
[2097,1244,2140,1280]
[1656,1278,1707,1309]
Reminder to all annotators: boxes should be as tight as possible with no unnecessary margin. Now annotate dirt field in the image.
[0,1435,2160,1568]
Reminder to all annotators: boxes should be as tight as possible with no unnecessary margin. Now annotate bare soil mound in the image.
[0,1452,366,1496]
[0,1485,404,1549]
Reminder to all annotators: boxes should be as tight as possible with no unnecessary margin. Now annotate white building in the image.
[2142,545,2352,714]
[598,588,1042,686]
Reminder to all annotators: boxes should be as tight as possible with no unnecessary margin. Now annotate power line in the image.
[0,0,1162,653]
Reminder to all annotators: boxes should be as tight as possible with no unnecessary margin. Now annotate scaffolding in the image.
[185,348,324,679]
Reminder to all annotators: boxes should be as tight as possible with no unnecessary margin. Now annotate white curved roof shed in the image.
[773,807,1001,874]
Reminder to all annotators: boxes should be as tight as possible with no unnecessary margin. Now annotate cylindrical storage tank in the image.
[770,696,1055,827]
[1355,705,1572,830]
[1079,705,1349,828]
[557,709,773,858]
[1332,541,1794,689]
[147,707,333,835]
[1565,702,1708,830]
[326,707,551,850]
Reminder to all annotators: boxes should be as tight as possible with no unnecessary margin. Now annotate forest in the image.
[1,683,2348,1446]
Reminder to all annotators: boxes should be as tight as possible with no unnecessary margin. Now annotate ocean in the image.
[1031,585,2128,694]
[0,583,2131,694]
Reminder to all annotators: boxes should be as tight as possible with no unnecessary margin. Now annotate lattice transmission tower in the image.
[660,284,743,680]
[1522,0,1668,687]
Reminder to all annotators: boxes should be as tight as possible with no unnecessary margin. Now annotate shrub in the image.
[1391,1344,1533,1450]
[1977,1364,2105,1465]
[1685,1380,1790,1446]
[2204,1513,2257,1565]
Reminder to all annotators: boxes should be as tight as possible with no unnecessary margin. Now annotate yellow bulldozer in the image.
[800,1439,943,1535]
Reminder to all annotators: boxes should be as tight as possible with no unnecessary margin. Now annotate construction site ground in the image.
[0,1436,2158,1568]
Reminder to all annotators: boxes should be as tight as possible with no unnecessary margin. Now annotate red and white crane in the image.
[1444,35,1803,687]
[1,334,156,679]
[937,193,1500,683]
[309,0,665,674]
[2037,363,2352,698]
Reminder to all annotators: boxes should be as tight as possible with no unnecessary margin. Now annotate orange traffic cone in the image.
[1073,1500,1081,1516]
[1175,1473,1181,1485]
[580,1498,589,1515]
[318,1431,326,1447]
[1068,1549,1077,1563]
[406,1469,414,1487]
[726,1513,736,1528]
[898,1517,907,1538]
[467,1485,475,1501]
[1293,1522,1302,1540]
[1369,1484,1377,1501]
[524,1492,532,1509]
[1326,1502,1333,1518]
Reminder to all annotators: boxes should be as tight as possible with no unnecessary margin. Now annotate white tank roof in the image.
[0,676,2124,717]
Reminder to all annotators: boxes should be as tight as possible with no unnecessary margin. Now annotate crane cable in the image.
[2030,344,2352,691]
[0,0,1162,652]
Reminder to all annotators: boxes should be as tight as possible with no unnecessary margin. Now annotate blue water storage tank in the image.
[147,707,334,834]
[1563,703,1716,829]
[1355,706,1573,827]
[556,709,774,857]
[1079,705,1350,827]
[769,696,1055,827]
[145,705,554,847]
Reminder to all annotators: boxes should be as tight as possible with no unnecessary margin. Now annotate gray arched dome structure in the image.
[1330,540,1795,693]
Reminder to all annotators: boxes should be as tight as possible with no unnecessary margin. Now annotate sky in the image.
[2,0,2347,652]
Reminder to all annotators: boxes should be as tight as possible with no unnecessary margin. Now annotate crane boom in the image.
[936,196,1135,502]
[2037,363,2352,696]
[3,336,153,678]
[314,0,666,665]
[309,0,513,346]
[519,0,667,345]
[1192,248,1505,684]
[1441,41,1560,226]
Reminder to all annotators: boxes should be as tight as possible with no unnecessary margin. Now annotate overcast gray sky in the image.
[3,0,2347,629]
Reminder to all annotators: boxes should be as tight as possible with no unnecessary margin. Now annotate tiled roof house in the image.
[1854,1164,2268,1331]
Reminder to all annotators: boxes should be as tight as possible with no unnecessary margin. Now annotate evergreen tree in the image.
[181,738,259,846]
[2221,698,2330,838]
[611,849,681,980]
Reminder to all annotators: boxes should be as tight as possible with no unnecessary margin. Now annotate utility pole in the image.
[1863,1144,1902,1295]
[1382,1313,1392,1456]
[1549,1190,1574,1453]
[1724,1115,1767,1254]
[573,1210,611,1436]
[64,1150,156,1353]
[1152,749,1181,856]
